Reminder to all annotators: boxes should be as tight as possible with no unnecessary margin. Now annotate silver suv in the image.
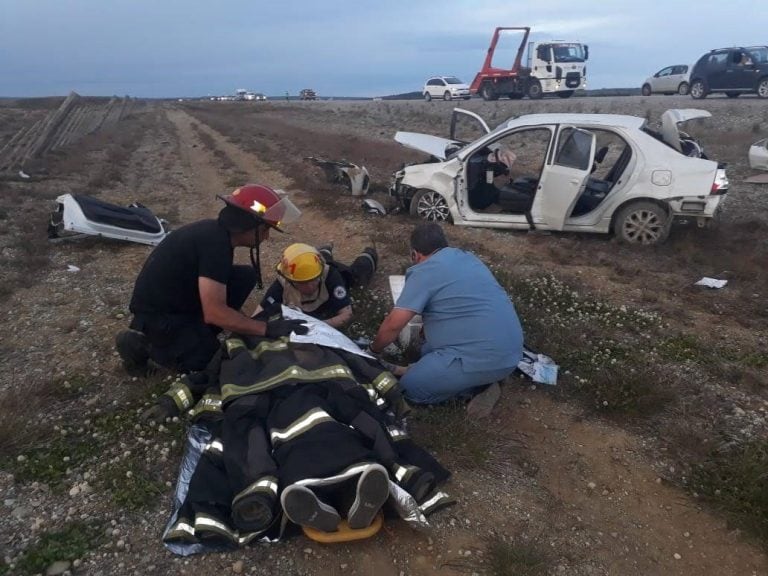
[423,76,471,101]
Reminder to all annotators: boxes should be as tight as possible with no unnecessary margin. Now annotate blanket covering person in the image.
[155,328,452,550]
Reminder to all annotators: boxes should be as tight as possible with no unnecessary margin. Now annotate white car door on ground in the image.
[532,127,596,230]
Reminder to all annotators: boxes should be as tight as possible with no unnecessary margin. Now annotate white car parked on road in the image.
[642,65,690,96]
[390,108,728,245]
[423,76,471,101]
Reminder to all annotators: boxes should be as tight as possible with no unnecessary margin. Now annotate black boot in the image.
[115,329,151,377]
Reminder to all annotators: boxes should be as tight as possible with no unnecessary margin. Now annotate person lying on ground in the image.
[252,243,377,329]
[368,223,524,404]
[115,184,307,376]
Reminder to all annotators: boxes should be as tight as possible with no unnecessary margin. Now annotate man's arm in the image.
[199,277,268,336]
[324,305,353,328]
[370,308,417,353]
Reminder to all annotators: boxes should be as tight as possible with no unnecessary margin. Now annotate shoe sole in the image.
[348,465,390,529]
[466,381,501,419]
[281,485,340,532]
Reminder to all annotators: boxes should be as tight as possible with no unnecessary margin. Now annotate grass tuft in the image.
[486,536,550,576]
[691,440,768,542]
[15,521,103,576]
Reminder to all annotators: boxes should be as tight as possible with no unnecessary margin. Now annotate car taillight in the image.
[710,168,729,195]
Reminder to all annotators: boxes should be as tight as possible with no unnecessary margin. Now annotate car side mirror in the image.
[584,46,589,60]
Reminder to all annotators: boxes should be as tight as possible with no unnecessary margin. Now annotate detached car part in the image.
[749,138,768,171]
[48,194,169,246]
[305,156,370,196]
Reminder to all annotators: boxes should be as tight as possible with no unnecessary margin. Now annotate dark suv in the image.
[689,46,768,99]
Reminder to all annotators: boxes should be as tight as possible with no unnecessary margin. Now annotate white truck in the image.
[471,28,589,100]
[526,41,589,98]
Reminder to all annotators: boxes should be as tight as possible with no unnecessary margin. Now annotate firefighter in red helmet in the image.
[116,184,306,376]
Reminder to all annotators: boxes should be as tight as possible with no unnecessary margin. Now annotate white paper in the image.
[694,277,728,289]
[388,275,423,349]
[517,348,558,385]
[66,264,80,272]
[283,305,374,358]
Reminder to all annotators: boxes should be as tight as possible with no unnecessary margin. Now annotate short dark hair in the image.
[218,205,262,233]
[410,223,448,255]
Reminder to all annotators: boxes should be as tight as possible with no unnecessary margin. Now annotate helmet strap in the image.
[250,228,263,290]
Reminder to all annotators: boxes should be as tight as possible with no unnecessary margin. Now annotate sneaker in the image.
[361,246,378,271]
[115,329,150,377]
[281,485,340,532]
[317,242,334,263]
[347,464,390,529]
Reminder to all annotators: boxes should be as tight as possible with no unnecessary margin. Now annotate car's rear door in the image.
[531,127,595,230]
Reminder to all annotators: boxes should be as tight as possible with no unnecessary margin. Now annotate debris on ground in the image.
[304,156,370,196]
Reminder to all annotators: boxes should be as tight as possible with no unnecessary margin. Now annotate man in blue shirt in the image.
[369,223,523,404]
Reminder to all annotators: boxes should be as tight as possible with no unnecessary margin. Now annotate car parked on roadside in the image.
[390,108,728,245]
[423,76,471,101]
[689,46,768,99]
[642,65,689,96]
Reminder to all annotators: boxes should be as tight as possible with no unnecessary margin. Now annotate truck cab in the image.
[527,41,588,98]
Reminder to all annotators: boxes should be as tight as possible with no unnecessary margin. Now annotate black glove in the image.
[140,399,177,424]
[265,317,309,338]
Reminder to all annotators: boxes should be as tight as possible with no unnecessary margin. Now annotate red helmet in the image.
[218,184,301,232]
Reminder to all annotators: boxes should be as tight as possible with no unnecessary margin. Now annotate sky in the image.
[1,0,765,98]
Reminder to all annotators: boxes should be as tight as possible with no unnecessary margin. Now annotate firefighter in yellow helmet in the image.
[253,243,377,329]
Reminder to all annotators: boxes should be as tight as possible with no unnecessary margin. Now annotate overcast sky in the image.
[1,1,765,98]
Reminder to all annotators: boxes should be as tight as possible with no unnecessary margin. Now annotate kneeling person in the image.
[255,243,377,329]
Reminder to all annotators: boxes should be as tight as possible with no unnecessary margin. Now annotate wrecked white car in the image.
[390,108,729,244]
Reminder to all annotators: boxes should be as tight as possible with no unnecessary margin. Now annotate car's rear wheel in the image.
[527,80,543,100]
[757,78,768,99]
[678,82,689,95]
[690,80,707,99]
[641,84,652,96]
[557,90,574,98]
[480,83,498,101]
[443,91,452,101]
[726,92,740,98]
[424,92,432,102]
[615,201,671,245]
[410,189,451,222]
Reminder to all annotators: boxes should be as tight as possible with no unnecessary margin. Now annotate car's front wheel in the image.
[757,78,768,99]
[678,82,689,95]
[641,84,652,96]
[615,201,671,245]
[690,80,707,99]
[443,91,452,101]
[424,92,432,102]
[410,189,451,222]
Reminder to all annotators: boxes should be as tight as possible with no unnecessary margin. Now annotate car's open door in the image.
[532,127,595,230]
[449,108,490,140]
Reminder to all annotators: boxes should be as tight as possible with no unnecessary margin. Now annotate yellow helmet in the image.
[277,243,324,282]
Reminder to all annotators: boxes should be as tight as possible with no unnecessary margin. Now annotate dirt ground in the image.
[1,96,767,576]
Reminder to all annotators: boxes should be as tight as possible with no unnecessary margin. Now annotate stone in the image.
[232,560,244,573]
[45,560,72,576]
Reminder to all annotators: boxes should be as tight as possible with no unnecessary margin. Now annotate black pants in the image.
[131,265,257,372]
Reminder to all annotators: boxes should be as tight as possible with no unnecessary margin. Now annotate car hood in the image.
[660,109,711,153]
[394,131,462,160]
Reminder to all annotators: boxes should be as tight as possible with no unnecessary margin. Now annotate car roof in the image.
[498,113,647,131]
